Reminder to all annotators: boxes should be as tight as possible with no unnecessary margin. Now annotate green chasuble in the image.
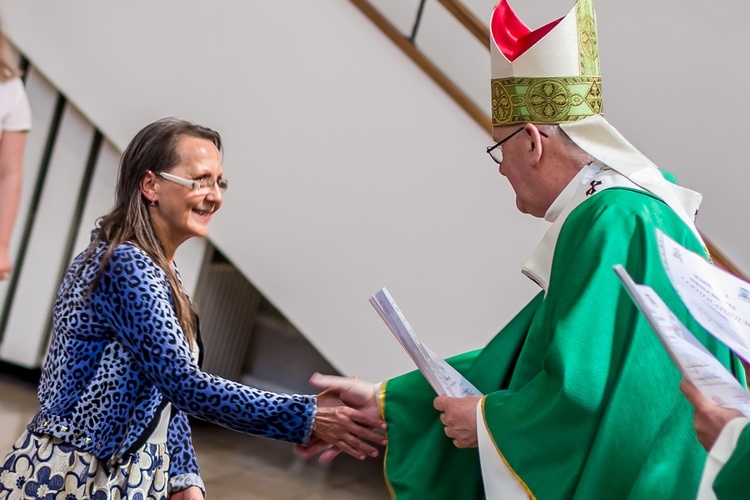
[713,424,750,499]
[382,188,744,499]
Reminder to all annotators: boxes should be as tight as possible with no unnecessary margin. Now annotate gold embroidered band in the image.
[576,0,599,76]
[491,76,603,126]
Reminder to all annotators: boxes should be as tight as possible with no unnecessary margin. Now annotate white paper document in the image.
[614,265,750,416]
[657,229,750,363]
[369,287,481,397]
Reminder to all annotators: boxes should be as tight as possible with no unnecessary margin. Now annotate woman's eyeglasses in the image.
[157,171,228,193]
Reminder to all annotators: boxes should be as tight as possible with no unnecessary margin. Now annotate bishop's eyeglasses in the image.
[486,127,548,164]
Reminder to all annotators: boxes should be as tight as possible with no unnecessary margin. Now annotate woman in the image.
[0,118,385,499]
[0,21,31,281]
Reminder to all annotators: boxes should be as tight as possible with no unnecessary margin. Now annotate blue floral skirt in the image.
[0,431,169,499]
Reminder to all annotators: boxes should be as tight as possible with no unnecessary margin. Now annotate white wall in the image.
[0,1,746,381]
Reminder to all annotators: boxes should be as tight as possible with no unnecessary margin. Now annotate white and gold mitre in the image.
[490,0,602,126]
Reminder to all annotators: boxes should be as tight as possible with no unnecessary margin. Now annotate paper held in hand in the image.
[369,287,481,398]
[614,265,750,416]
[657,229,750,363]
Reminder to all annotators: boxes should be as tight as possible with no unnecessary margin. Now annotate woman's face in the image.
[151,135,224,254]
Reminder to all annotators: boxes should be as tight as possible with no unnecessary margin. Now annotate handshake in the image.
[295,372,482,463]
[295,373,387,463]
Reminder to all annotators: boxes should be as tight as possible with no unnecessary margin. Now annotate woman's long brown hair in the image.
[90,118,222,346]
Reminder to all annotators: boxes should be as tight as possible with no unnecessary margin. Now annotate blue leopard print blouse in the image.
[27,237,316,490]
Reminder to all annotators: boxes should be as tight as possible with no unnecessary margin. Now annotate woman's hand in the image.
[294,373,386,462]
[169,486,204,500]
[680,379,745,450]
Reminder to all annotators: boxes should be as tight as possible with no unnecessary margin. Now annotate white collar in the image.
[560,115,702,239]
[543,162,602,223]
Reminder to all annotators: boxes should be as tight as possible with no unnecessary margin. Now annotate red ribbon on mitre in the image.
[491,0,565,62]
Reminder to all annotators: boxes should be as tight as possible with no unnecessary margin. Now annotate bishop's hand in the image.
[434,395,481,448]
[295,373,386,463]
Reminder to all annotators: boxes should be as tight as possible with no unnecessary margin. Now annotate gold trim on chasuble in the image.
[378,381,387,422]
[491,0,603,127]
[379,381,398,499]
[481,397,537,499]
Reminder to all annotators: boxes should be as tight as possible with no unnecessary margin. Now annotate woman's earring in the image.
[150,200,156,208]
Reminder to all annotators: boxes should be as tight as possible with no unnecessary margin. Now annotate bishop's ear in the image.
[525,124,544,167]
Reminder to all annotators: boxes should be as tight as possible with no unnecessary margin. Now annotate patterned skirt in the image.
[0,431,169,499]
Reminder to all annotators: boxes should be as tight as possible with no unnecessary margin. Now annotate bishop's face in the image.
[492,125,548,218]
[492,124,580,219]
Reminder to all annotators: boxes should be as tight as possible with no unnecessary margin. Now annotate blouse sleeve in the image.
[0,78,31,132]
[167,409,206,497]
[95,244,316,445]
